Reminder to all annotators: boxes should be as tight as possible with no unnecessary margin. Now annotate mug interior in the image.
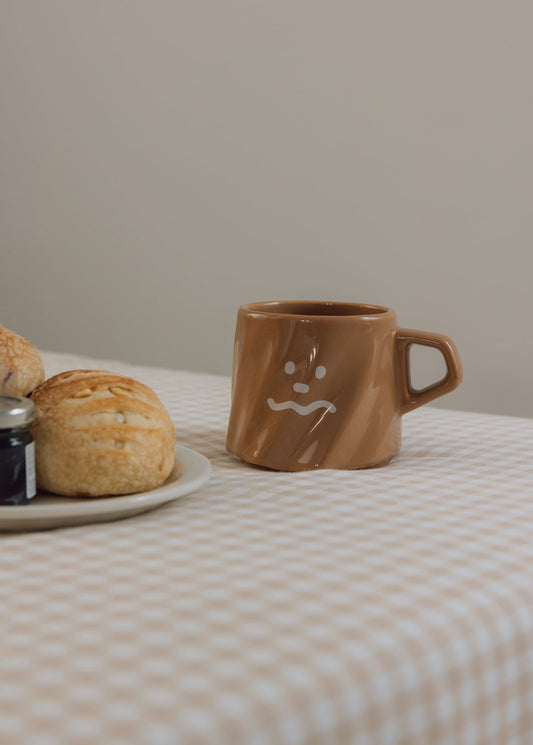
[243,301,391,318]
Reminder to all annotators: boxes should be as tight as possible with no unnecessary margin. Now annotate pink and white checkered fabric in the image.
[1,350,532,745]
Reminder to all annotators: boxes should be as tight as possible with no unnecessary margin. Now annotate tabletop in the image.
[1,350,532,745]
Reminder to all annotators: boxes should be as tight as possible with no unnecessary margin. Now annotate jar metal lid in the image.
[0,396,35,429]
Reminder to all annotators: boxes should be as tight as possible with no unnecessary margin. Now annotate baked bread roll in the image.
[0,324,45,397]
[31,370,175,497]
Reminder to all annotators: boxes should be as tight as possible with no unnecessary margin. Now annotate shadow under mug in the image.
[226,301,463,471]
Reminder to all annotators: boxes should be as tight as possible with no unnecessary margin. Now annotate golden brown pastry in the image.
[0,324,45,397]
[31,370,175,497]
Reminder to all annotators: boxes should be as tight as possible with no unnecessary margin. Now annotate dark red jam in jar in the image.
[0,396,37,505]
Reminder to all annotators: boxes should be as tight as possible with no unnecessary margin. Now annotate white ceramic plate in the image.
[0,444,211,532]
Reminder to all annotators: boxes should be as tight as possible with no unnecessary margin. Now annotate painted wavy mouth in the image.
[267,398,337,416]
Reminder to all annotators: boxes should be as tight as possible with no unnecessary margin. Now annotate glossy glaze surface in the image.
[226,301,462,471]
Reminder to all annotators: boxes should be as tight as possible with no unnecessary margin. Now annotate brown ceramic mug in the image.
[226,301,463,471]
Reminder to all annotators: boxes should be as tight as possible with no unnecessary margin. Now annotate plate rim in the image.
[0,443,211,530]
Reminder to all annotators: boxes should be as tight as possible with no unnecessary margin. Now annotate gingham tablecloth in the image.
[1,351,532,745]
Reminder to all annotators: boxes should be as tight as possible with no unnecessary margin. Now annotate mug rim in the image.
[241,300,394,319]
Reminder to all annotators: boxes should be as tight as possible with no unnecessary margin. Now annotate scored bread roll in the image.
[0,324,45,397]
[31,370,176,497]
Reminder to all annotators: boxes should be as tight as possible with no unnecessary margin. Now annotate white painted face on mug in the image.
[267,360,337,416]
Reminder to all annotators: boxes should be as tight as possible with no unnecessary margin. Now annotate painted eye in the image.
[284,361,296,375]
[315,365,326,379]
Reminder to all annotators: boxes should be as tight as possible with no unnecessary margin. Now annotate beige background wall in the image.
[1,1,532,417]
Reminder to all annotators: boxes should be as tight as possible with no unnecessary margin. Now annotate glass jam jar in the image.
[0,396,37,505]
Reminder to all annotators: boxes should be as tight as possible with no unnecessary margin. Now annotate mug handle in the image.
[395,329,463,414]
